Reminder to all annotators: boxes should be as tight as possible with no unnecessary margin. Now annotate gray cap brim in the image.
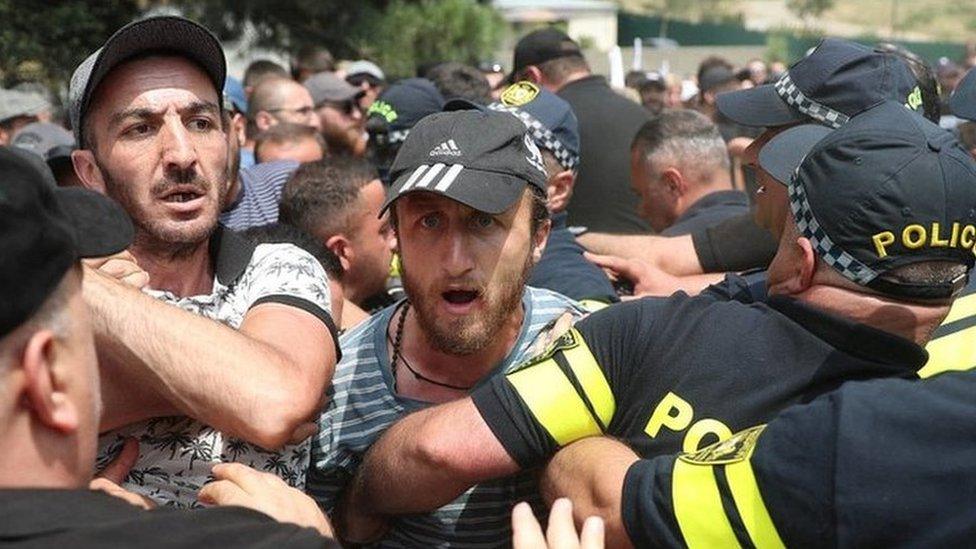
[69,16,226,147]
[950,68,976,121]
[759,124,833,184]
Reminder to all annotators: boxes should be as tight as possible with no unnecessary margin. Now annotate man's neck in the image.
[547,70,591,92]
[132,239,214,297]
[392,301,526,403]
[677,181,734,218]
[794,285,950,346]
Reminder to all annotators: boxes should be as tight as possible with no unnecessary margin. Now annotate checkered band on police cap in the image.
[388,129,410,144]
[775,72,851,129]
[487,103,579,171]
[788,171,878,285]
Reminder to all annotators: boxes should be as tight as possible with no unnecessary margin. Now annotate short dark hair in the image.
[243,59,289,89]
[529,56,590,85]
[291,45,335,80]
[425,62,492,104]
[876,42,941,123]
[254,122,325,162]
[632,109,729,175]
[240,222,343,280]
[279,157,380,240]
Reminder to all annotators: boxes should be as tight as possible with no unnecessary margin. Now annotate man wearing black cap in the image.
[0,148,339,547]
[307,109,588,546]
[364,77,445,183]
[513,27,652,235]
[67,16,338,508]
[338,101,976,547]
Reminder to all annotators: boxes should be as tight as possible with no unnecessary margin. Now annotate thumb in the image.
[584,252,640,281]
[98,437,140,484]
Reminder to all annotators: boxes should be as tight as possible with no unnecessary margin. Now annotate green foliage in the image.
[353,0,506,79]
[0,0,142,90]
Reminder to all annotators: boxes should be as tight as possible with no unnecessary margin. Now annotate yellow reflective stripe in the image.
[561,332,615,428]
[725,460,785,549]
[942,293,976,325]
[672,459,741,549]
[506,358,603,445]
[919,326,976,378]
[578,299,609,312]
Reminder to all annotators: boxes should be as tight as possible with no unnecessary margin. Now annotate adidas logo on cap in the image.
[429,139,462,157]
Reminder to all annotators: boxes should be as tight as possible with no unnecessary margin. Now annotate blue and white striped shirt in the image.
[220,159,298,231]
[308,286,587,547]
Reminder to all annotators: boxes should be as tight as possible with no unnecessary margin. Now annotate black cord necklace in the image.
[389,301,476,392]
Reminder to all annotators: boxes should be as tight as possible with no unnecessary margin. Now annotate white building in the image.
[492,0,619,52]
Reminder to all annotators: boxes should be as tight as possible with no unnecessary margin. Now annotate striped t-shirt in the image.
[307,286,587,547]
[220,159,299,231]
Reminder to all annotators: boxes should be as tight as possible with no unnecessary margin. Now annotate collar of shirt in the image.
[0,490,143,538]
[767,294,928,370]
[673,190,749,226]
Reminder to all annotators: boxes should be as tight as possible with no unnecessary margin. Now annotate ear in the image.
[546,170,575,213]
[326,234,353,272]
[769,235,816,295]
[523,66,544,85]
[70,150,107,193]
[660,167,686,197]
[20,329,79,434]
[255,111,276,132]
[796,236,816,290]
[531,218,551,265]
[232,113,247,146]
[0,127,11,145]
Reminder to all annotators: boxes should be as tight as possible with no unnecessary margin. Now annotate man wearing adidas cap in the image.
[333,100,976,547]
[307,109,588,546]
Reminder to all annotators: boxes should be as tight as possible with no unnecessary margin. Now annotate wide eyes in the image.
[420,213,441,229]
[471,212,494,229]
[416,212,495,231]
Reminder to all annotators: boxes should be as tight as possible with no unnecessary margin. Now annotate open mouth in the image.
[442,289,480,305]
[160,187,205,204]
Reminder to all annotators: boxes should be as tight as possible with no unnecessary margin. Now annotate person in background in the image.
[254,122,326,164]
[0,88,48,145]
[478,61,507,99]
[426,61,493,104]
[246,77,321,160]
[630,109,748,236]
[243,59,290,97]
[365,77,445,184]
[636,74,668,115]
[345,60,386,110]
[305,72,367,156]
[291,45,335,83]
[11,121,79,187]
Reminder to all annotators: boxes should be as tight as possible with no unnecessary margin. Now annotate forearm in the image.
[86,268,328,448]
[346,400,519,516]
[541,437,638,549]
[578,233,656,261]
[580,233,703,277]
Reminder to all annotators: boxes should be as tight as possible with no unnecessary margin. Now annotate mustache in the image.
[150,169,213,196]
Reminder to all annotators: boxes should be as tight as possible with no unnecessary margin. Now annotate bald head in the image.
[246,77,319,138]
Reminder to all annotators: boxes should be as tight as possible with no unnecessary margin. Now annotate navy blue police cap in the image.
[366,78,445,144]
[382,109,548,215]
[760,101,976,300]
[950,68,976,121]
[486,81,580,171]
[718,38,921,129]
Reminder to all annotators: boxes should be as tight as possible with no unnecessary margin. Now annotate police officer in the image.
[328,100,976,545]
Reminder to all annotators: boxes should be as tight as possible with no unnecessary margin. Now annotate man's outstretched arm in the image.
[88,267,336,450]
[540,437,639,549]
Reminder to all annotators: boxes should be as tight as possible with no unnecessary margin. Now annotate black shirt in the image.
[691,212,778,272]
[660,190,751,237]
[621,369,976,548]
[528,212,618,304]
[0,489,335,548]
[471,290,925,468]
[557,75,651,234]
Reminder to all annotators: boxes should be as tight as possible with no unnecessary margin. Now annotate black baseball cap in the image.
[762,101,976,299]
[950,68,976,121]
[717,38,919,129]
[382,109,548,215]
[0,147,133,337]
[366,78,445,144]
[69,16,226,147]
[511,28,583,78]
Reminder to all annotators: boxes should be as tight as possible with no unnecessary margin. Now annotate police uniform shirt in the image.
[470,291,926,469]
[621,369,976,548]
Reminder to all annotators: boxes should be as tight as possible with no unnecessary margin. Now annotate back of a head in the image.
[292,45,335,80]
[254,122,325,163]
[243,59,289,90]
[632,109,730,179]
[876,42,941,122]
[240,222,343,281]
[279,157,379,240]
[426,62,492,105]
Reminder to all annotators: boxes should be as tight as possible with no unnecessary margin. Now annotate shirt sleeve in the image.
[620,394,840,548]
[691,213,777,273]
[241,243,339,353]
[470,300,654,468]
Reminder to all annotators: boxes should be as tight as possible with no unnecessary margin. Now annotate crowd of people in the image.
[2,12,976,548]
